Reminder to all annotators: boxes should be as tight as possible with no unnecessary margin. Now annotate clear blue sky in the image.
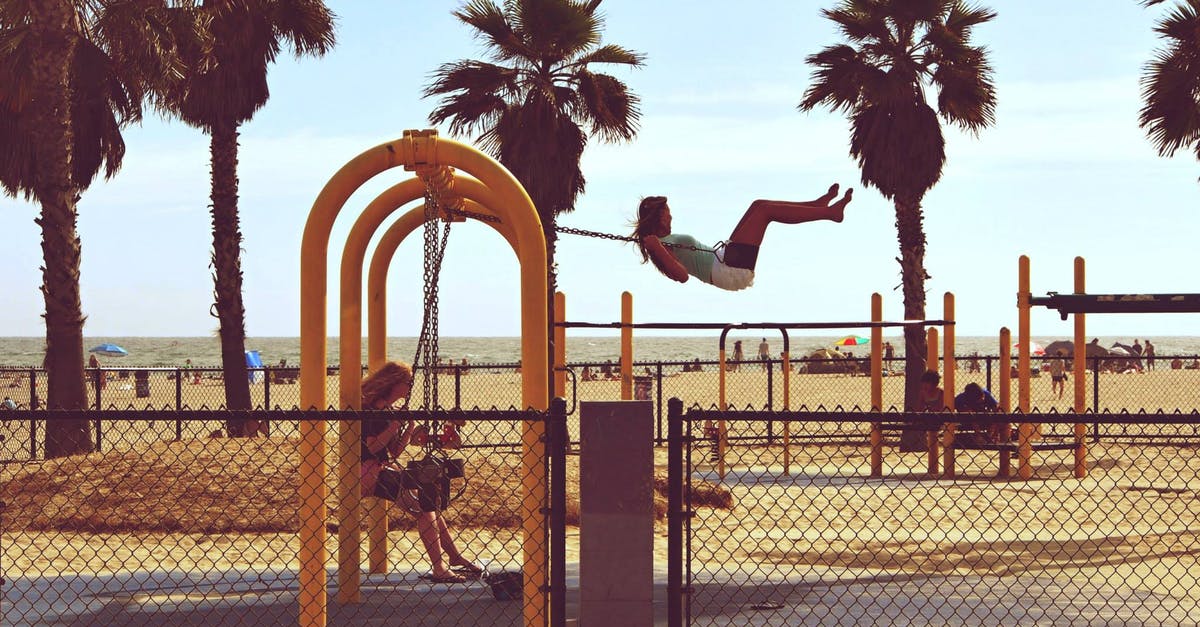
[0,1,1195,339]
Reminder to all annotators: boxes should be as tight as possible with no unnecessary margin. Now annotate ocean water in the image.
[2,335,1198,368]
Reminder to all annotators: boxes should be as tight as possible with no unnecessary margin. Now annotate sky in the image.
[0,0,1196,340]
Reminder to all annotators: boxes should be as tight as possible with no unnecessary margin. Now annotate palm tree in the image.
[1,1,191,457]
[159,0,335,433]
[424,0,643,392]
[1139,0,1200,164]
[799,0,997,411]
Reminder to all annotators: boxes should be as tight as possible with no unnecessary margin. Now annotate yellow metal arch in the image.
[300,130,547,626]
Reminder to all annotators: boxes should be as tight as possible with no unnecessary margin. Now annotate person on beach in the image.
[954,382,1000,444]
[359,361,480,584]
[631,185,853,290]
[87,354,106,392]
[1048,350,1067,400]
[919,370,944,411]
[1145,340,1156,371]
[731,340,744,372]
[757,338,771,371]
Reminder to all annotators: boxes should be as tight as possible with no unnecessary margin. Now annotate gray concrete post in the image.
[579,400,654,626]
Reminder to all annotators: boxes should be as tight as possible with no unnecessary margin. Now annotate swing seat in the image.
[722,242,759,270]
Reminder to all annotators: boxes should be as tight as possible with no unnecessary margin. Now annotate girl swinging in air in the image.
[632,184,853,290]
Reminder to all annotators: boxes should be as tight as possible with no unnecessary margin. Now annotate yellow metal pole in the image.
[998,327,1012,478]
[926,327,939,476]
[942,293,957,478]
[555,292,566,399]
[870,293,883,477]
[621,292,633,400]
[336,177,425,602]
[1017,255,1034,480]
[1073,257,1088,478]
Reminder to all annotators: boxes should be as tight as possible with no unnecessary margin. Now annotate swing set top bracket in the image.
[1029,292,1200,319]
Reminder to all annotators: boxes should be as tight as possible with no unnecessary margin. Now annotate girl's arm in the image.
[643,235,690,283]
[365,419,411,456]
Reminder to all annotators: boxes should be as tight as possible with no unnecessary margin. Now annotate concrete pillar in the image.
[580,400,654,626]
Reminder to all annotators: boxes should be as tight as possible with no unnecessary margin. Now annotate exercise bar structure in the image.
[1031,293,1200,318]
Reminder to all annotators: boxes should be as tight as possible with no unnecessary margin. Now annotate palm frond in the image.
[267,0,336,57]
[575,70,640,142]
[944,2,997,38]
[1154,1,1200,43]
[799,45,878,113]
[932,46,996,133]
[516,0,600,61]
[455,0,532,63]
[822,4,892,44]
[1139,48,1200,157]
[569,43,645,69]
[423,60,520,100]
[427,91,508,138]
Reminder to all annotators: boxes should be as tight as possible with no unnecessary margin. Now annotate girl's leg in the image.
[416,511,454,576]
[728,185,853,247]
[436,515,470,566]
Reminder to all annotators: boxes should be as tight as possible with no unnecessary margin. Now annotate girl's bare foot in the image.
[816,183,840,205]
[828,188,853,222]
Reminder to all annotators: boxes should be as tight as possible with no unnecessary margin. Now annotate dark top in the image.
[361,418,393,463]
[955,389,998,412]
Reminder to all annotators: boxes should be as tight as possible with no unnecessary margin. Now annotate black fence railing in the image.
[3,355,1199,463]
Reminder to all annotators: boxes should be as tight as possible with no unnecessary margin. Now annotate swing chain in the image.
[556,224,714,252]
[444,206,501,224]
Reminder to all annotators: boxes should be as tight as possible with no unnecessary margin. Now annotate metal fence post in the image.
[1092,356,1101,440]
[175,369,183,440]
[766,360,775,443]
[656,363,664,446]
[549,397,567,627]
[454,366,462,410]
[28,368,38,458]
[667,397,684,627]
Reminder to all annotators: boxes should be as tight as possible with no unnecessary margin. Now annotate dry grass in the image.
[0,437,732,533]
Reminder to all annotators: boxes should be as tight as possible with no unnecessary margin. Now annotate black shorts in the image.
[1052,375,1066,383]
[373,466,450,512]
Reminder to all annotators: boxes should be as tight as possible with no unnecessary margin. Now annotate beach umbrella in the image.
[833,335,869,347]
[88,343,128,357]
[1043,340,1074,357]
[1012,340,1044,356]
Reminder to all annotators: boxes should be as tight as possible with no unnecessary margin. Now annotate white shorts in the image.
[710,248,755,291]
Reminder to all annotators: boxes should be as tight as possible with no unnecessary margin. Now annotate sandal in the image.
[452,562,484,575]
[421,572,467,584]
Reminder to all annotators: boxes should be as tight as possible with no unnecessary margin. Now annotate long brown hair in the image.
[361,361,413,408]
[631,196,673,277]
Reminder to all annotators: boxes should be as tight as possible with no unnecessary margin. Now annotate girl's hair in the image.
[361,361,414,407]
[631,196,673,276]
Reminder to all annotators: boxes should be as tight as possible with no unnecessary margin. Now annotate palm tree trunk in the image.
[209,119,253,432]
[893,193,930,411]
[31,0,93,458]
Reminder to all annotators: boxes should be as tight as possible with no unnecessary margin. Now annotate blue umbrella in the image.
[89,343,128,357]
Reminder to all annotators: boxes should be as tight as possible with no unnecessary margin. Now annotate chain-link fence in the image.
[1,406,568,626]
[667,406,1200,625]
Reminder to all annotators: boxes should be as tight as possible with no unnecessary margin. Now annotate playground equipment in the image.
[555,294,955,480]
[300,130,549,626]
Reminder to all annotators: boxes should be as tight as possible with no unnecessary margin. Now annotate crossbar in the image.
[556,320,954,330]
[1030,292,1200,319]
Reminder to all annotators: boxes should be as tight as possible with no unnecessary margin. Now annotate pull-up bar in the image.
[555,319,954,330]
[1031,292,1200,319]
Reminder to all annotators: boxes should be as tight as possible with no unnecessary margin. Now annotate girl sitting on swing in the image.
[360,361,482,583]
[631,184,853,290]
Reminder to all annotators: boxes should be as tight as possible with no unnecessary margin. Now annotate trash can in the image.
[634,376,653,401]
[134,371,151,398]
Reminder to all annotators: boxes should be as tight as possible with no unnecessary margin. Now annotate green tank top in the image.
[660,234,716,284]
